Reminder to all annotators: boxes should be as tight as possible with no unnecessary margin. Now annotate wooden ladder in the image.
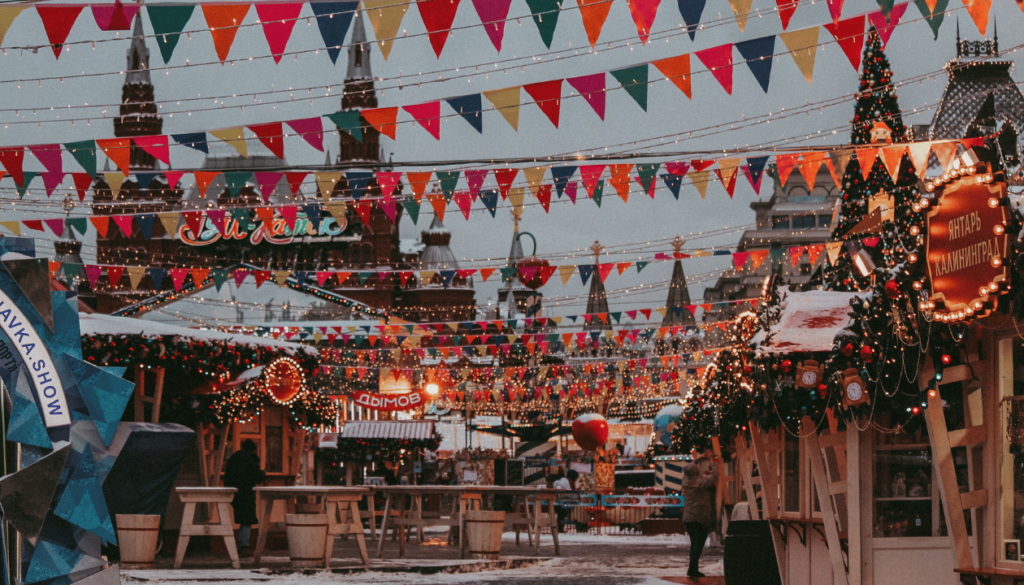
[923,360,988,571]
[804,410,857,585]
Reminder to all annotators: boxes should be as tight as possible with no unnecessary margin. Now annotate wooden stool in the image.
[325,495,369,567]
[459,493,483,559]
[174,487,239,569]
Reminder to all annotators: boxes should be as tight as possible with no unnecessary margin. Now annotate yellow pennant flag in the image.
[907,142,933,178]
[483,87,521,131]
[508,187,525,216]
[717,157,741,187]
[780,28,819,84]
[0,221,20,236]
[558,264,576,285]
[324,201,346,221]
[158,212,178,237]
[551,316,563,325]
[127,266,147,290]
[830,148,855,182]
[523,166,548,198]
[274,270,290,286]
[209,127,248,157]
[420,271,436,285]
[363,0,409,60]
[316,172,343,200]
[104,173,126,194]
[727,0,755,31]
[690,170,710,199]
[825,241,844,265]
[0,7,27,46]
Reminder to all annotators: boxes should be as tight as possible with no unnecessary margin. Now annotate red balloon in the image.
[571,414,609,451]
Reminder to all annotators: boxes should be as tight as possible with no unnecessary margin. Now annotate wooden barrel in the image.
[285,514,328,568]
[464,510,505,559]
[116,514,161,569]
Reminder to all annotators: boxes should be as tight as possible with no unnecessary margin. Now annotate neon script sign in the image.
[179,212,360,246]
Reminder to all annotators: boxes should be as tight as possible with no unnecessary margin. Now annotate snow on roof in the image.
[756,289,857,354]
[81,313,318,355]
[400,238,426,255]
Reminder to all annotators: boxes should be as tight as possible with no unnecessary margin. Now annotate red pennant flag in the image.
[170,268,189,291]
[0,147,25,186]
[454,191,473,219]
[182,211,204,238]
[695,44,734,95]
[493,168,518,200]
[362,107,399,140]
[465,169,488,198]
[523,80,563,128]
[286,117,324,151]
[96,138,131,176]
[165,170,185,190]
[377,171,402,199]
[255,3,302,64]
[417,0,462,58]
[598,263,614,282]
[279,205,298,230]
[776,0,798,29]
[403,101,441,140]
[285,172,306,195]
[715,167,738,197]
[107,266,124,287]
[113,215,134,237]
[72,173,93,200]
[824,15,866,71]
[536,184,552,212]
[36,5,85,59]
[132,135,171,165]
[90,216,110,238]
[354,202,374,226]
[202,4,251,63]
[580,165,605,197]
[732,252,750,269]
[789,246,807,267]
[627,0,661,44]
[23,220,44,232]
[249,122,285,159]
[253,270,272,288]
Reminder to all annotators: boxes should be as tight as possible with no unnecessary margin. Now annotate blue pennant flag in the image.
[550,166,577,198]
[745,156,770,192]
[480,189,499,217]
[347,172,373,200]
[661,174,682,199]
[137,215,155,240]
[149,268,166,291]
[172,133,208,153]
[310,2,357,65]
[304,204,322,231]
[134,172,160,191]
[735,36,776,93]
[578,264,595,286]
[445,94,483,133]
[677,0,707,40]
[440,270,457,288]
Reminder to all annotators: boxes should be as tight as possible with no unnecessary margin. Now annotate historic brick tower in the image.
[113,13,163,170]
[337,11,380,167]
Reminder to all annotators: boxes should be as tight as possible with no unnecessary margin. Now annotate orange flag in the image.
[962,0,991,36]
[798,152,828,191]
[653,54,691,99]
[609,164,633,203]
[194,171,220,198]
[406,171,432,203]
[202,4,250,63]
[96,138,130,176]
[362,107,399,140]
[880,145,906,180]
[750,249,770,270]
[577,0,612,47]
[426,192,446,222]
[775,153,800,187]
[857,147,879,180]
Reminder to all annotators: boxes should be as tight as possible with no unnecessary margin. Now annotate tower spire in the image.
[346,9,371,82]
[663,237,695,326]
[584,241,611,332]
[114,11,162,170]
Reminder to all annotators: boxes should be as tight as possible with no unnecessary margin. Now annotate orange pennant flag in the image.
[881,145,906,180]
[89,216,110,238]
[362,107,399,140]
[479,267,495,281]
[857,147,879,180]
[798,152,827,191]
[775,153,800,187]
[806,244,825,265]
[406,172,432,203]
[750,249,770,270]
[931,141,958,171]
[653,54,691,99]
[907,142,933,178]
[202,4,251,63]
[194,171,220,198]
[609,164,633,203]
[95,138,131,176]
[191,268,211,286]
[788,246,806,267]
[426,192,446,222]
[962,0,991,36]
[577,0,612,47]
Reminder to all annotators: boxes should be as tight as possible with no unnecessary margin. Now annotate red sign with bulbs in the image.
[925,163,1009,322]
[350,389,426,411]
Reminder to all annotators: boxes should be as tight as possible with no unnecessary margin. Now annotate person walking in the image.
[223,439,266,552]
[681,451,718,579]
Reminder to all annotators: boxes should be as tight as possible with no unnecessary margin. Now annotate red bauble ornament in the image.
[516,256,551,290]
[941,354,952,365]
[860,345,875,363]
[571,414,609,451]
[781,359,793,373]
[842,343,855,357]
[884,280,900,299]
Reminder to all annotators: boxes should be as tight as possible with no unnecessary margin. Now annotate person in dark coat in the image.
[681,452,719,579]
[223,439,266,550]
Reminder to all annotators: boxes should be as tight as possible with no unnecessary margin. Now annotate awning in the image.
[340,420,435,440]
[756,289,857,354]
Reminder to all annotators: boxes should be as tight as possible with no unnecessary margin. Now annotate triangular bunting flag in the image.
[695,45,734,95]
[202,3,251,63]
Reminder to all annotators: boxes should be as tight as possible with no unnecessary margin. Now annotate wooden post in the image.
[133,366,166,423]
[749,423,786,584]
[803,416,849,585]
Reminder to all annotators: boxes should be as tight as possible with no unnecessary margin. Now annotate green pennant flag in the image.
[636,163,660,195]
[225,172,251,197]
[229,208,250,231]
[609,312,621,323]
[636,261,648,273]
[147,5,195,64]
[592,179,604,207]
[69,217,88,236]
[436,171,460,202]
[403,198,420,224]
[325,111,363,143]
[64,140,96,176]
[525,0,563,48]
[358,272,373,284]
[500,267,518,282]
[16,172,37,198]
[914,0,948,39]
[611,64,650,111]
[211,269,230,291]
[769,247,787,266]
[62,263,81,282]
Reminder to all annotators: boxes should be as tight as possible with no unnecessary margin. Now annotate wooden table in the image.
[252,486,373,567]
[374,486,562,558]
[174,487,239,569]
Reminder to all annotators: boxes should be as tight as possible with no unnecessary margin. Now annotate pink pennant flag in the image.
[44,218,65,236]
[471,0,512,52]
[627,0,661,44]
[206,209,228,235]
[255,3,302,64]
[827,0,844,22]
[565,181,578,204]
[92,1,139,31]
[133,135,171,165]
[377,171,402,198]
[113,215,134,237]
[580,165,605,197]
[695,44,734,95]
[170,268,190,291]
[867,3,907,48]
[253,172,284,202]
[28,144,62,174]
[42,172,65,196]
[465,169,488,198]
[404,102,441,140]
[249,122,285,159]
[85,265,103,289]
[165,171,185,190]
[232,269,251,287]
[380,196,398,223]
[280,205,298,230]
[286,117,325,151]
[454,191,473,219]
[665,161,690,177]
[568,73,606,121]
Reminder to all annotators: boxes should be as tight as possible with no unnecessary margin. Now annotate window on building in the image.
[792,216,816,229]
[773,217,790,229]
[818,214,832,228]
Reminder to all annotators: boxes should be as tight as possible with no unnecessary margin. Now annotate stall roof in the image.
[340,420,436,440]
[755,289,857,354]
